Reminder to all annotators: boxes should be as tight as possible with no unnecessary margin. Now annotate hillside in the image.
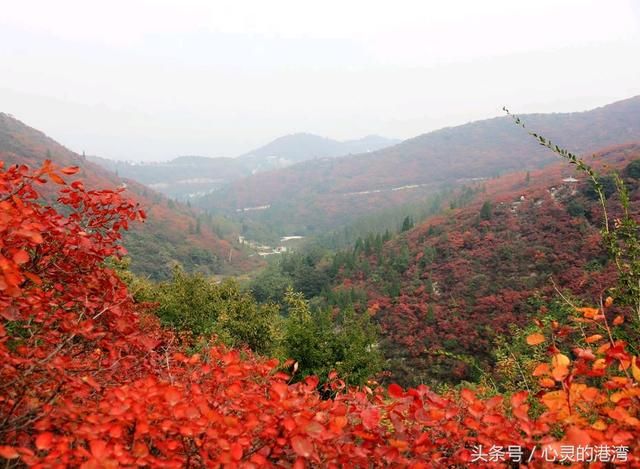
[0,113,258,279]
[88,154,249,200]
[88,133,399,200]
[333,143,640,386]
[239,133,400,173]
[5,154,640,466]
[199,96,640,238]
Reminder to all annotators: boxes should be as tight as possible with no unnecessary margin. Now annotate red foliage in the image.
[338,145,640,383]
[2,162,640,467]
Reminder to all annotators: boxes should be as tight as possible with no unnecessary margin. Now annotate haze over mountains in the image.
[238,133,401,173]
[89,133,399,199]
[6,95,640,266]
[196,96,640,240]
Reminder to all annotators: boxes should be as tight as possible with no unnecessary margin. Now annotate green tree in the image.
[401,215,414,232]
[566,199,586,217]
[282,288,382,386]
[624,159,640,179]
[250,264,292,304]
[581,175,616,200]
[480,200,492,221]
[143,265,279,354]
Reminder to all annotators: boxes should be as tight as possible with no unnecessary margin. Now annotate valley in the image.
[4,4,640,465]
[4,96,640,466]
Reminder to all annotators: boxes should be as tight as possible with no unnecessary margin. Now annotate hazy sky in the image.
[1,0,639,161]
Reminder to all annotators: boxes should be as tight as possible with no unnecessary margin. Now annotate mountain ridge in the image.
[198,95,640,238]
[88,132,399,199]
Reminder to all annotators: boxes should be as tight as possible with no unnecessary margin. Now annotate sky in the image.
[1,0,639,161]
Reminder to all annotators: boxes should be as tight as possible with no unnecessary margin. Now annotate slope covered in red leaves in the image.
[335,143,640,385]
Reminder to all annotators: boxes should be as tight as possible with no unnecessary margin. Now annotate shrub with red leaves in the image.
[1,162,640,468]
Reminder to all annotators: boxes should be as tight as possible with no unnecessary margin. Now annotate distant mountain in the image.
[88,133,399,199]
[88,154,250,200]
[0,113,259,280]
[198,96,640,238]
[239,133,401,173]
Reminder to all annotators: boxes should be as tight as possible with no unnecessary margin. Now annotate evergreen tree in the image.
[401,215,414,232]
[480,201,493,220]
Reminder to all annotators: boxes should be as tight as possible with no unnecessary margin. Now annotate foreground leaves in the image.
[1,163,639,467]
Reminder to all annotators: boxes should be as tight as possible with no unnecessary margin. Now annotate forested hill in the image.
[199,96,640,235]
[0,113,259,279]
[240,140,640,386]
[87,154,249,200]
[331,142,640,386]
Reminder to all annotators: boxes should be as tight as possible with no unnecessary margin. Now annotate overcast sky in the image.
[1,0,639,161]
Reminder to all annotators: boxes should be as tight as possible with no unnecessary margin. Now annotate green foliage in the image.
[310,191,448,252]
[479,200,492,220]
[623,159,640,179]
[392,244,411,273]
[282,289,382,386]
[401,215,415,232]
[141,265,279,354]
[449,185,480,210]
[581,175,616,200]
[566,198,586,217]
[250,263,293,303]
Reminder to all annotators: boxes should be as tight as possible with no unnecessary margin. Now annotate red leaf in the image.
[304,375,319,390]
[23,272,42,285]
[510,390,528,408]
[48,172,66,185]
[361,407,380,430]
[460,388,476,403]
[271,382,288,400]
[526,333,545,346]
[90,439,108,459]
[12,249,29,265]
[291,435,313,458]
[305,421,324,438]
[81,375,102,391]
[60,166,80,175]
[0,306,18,321]
[388,383,403,398]
[585,334,603,344]
[564,426,591,446]
[0,446,19,459]
[35,432,53,450]
[164,386,181,406]
[231,442,243,461]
